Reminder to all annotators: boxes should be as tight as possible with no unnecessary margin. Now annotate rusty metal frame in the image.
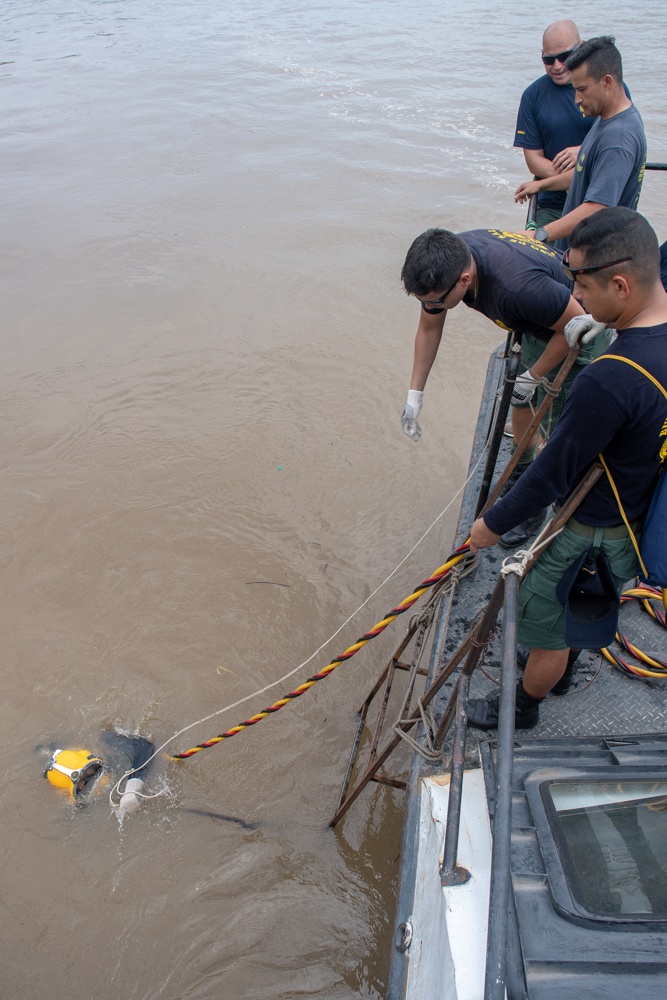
[329,455,603,830]
[331,580,447,821]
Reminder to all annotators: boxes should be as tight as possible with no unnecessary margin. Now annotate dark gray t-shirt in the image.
[556,104,646,251]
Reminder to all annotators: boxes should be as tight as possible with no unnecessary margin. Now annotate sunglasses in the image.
[542,47,575,66]
[562,249,633,282]
[421,271,464,312]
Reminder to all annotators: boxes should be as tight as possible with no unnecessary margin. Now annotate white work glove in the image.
[401,389,424,440]
[564,314,609,349]
[115,777,145,817]
[510,369,541,407]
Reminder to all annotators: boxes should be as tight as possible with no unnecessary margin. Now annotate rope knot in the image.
[500,521,563,577]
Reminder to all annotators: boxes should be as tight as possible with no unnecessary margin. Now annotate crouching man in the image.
[400,226,610,547]
[467,207,667,729]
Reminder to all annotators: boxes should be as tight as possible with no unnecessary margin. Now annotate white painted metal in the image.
[404,768,493,1000]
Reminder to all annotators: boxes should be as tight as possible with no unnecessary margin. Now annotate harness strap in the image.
[593,353,667,580]
[596,354,667,402]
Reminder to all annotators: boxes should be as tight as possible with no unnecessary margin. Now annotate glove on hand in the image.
[510,370,541,407]
[401,389,424,440]
[564,314,608,349]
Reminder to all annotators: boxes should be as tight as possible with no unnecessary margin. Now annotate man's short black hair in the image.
[565,35,623,83]
[401,229,471,297]
[569,208,659,287]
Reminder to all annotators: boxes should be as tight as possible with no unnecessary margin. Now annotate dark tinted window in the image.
[548,781,667,916]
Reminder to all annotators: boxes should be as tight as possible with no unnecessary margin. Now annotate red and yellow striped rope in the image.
[601,585,667,679]
[171,542,470,759]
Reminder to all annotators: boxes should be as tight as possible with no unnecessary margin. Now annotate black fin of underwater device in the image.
[100,730,155,781]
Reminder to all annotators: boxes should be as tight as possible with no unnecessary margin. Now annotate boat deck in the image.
[387,344,667,1000]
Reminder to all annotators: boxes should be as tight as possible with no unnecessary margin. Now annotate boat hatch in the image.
[529,771,667,922]
[474,739,667,998]
[526,766,667,927]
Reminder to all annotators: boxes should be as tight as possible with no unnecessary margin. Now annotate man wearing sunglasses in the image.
[515,37,645,252]
[400,226,611,547]
[467,208,667,731]
[514,20,592,229]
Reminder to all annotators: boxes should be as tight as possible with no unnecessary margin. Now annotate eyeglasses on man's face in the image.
[562,249,633,283]
[541,47,575,66]
[420,271,463,311]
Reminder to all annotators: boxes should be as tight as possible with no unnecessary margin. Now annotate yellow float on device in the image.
[44,748,103,797]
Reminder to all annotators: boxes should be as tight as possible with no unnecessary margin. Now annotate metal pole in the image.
[479,345,581,516]
[440,670,472,885]
[475,344,522,517]
[437,576,506,881]
[483,570,520,1000]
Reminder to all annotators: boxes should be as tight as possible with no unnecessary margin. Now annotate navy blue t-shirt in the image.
[485,323,667,535]
[422,229,572,342]
[661,242,667,291]
[514,75,594,211]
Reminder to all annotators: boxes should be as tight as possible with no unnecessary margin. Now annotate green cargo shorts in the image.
[514,331,613,437]
[517,518,639,650]
[534,206,563,229]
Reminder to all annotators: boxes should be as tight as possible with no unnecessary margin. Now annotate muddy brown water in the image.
[2,2,667,997]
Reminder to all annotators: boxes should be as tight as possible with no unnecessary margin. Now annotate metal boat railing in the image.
[439,580,505,886]
[480,466,605,996]
[475,337,521,518]
[483,567,521,1000]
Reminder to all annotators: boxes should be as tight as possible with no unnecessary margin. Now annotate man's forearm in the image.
[523,148,557,180]
[541,201,605,243]
[532,170,573,193]
[410,325,443,390]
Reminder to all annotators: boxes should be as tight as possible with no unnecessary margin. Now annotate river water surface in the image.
[2,1,667,997]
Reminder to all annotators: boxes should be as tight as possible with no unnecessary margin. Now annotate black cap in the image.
[556,546,620,649]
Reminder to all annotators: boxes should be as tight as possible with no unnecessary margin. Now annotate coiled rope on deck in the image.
[171,543,471,759]
[601,584,667,679]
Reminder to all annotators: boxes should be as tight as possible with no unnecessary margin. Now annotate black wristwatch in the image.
[534,226,549,242]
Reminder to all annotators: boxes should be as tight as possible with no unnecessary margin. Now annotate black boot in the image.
[499,461,531,498]
[499,508,548,549]
[497,462,547,549]
[551,649,582,696]
[467,680,542,731]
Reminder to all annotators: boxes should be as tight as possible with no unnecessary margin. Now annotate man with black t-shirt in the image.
[514,20,590,228]
[468,208,667,731]
[400,227,610,547]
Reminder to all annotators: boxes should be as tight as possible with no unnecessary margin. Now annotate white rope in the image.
[393,698,443,762]
[500,520,563,578]
[109,777,170,810]
[108,440,492,805]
